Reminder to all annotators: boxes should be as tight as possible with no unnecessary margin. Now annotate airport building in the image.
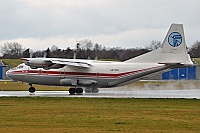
[0,65,9,80]
[144,65,200,80]
[162,66,198,80]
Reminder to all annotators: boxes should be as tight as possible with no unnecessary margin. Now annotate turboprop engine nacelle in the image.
[21,58,53,69]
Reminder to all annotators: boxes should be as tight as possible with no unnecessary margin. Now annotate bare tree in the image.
[78,39,94,59]
[51,45,59,52]
[189,41,200,58]
[94,43,102,60]
[1,42,23,58]
[146,40,161,51]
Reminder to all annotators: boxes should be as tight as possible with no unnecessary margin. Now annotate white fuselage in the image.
[6,60,168,88]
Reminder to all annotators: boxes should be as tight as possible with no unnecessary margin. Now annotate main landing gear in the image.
[85,87,99,93]
[29,83,36,93]
[68,87,99,95]
[69,88,83,95]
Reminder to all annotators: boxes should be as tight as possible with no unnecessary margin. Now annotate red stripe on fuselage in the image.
[9,65,164,79]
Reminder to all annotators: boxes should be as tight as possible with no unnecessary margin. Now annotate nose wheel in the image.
[29,83,36,93]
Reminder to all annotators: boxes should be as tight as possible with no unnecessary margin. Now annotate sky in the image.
[0,0,200,51]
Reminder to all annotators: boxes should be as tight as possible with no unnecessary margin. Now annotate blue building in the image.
[162,66,198,80]
[0,65,9,80]
[0,66,3,79]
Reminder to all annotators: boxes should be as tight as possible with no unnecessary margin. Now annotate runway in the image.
[0,89,200,99]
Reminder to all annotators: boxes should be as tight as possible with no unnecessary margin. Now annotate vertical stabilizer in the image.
[125,24,193,66]
[161,24,187,54]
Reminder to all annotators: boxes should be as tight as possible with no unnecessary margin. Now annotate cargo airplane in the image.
[6,24,193,94]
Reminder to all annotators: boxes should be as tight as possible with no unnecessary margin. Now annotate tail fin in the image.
[125,23,193,66]
[161,24,187,54]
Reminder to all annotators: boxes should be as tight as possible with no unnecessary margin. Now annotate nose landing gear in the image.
[29,83,36,93]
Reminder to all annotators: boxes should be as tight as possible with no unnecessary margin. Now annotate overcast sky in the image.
[0,0,200,51]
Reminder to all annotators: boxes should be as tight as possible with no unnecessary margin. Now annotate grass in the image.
[194,58,200,64]
[0,97,200,133]
[2,59,22,68]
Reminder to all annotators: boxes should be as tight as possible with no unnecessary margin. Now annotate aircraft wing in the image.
[20,58,92,68]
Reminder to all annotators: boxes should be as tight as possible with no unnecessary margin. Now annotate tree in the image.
[51,45,58,52]
[44,48,51,58]
[22,48,30,58]
[1,42,23,58]
[94,43,102,60]
[79,39,94,59]
[189,41,200,58]
[146,40,161,51]
[51,45,61,58]
[33,51,43,58]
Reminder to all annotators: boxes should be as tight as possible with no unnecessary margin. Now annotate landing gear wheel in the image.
[69,88,83,94]
[69,88,76,95]
[29,87,36,93]
[85,88,92,93]
[92,88,99,93]
[85,88,99,93]
[75,88,83,94]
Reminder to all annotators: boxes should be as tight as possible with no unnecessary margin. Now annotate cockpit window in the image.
[18,65,24,69]
[11,63,25,70]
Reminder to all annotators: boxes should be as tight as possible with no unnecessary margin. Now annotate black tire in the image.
[69,88,76,94]
[85,88,92,93]
[85,88,99,93]
[29,87,36,93]
[75,88,83,94]
[92,88,99,93]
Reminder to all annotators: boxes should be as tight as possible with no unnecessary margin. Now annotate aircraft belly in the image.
[22,74,62,86]
[8,74,27,82]
[12,73,114,87]
[32,77,61,86]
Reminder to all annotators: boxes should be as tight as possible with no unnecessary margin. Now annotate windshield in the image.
[11,64,24,70]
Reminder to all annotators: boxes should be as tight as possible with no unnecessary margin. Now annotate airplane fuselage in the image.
[6,60,168,88]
